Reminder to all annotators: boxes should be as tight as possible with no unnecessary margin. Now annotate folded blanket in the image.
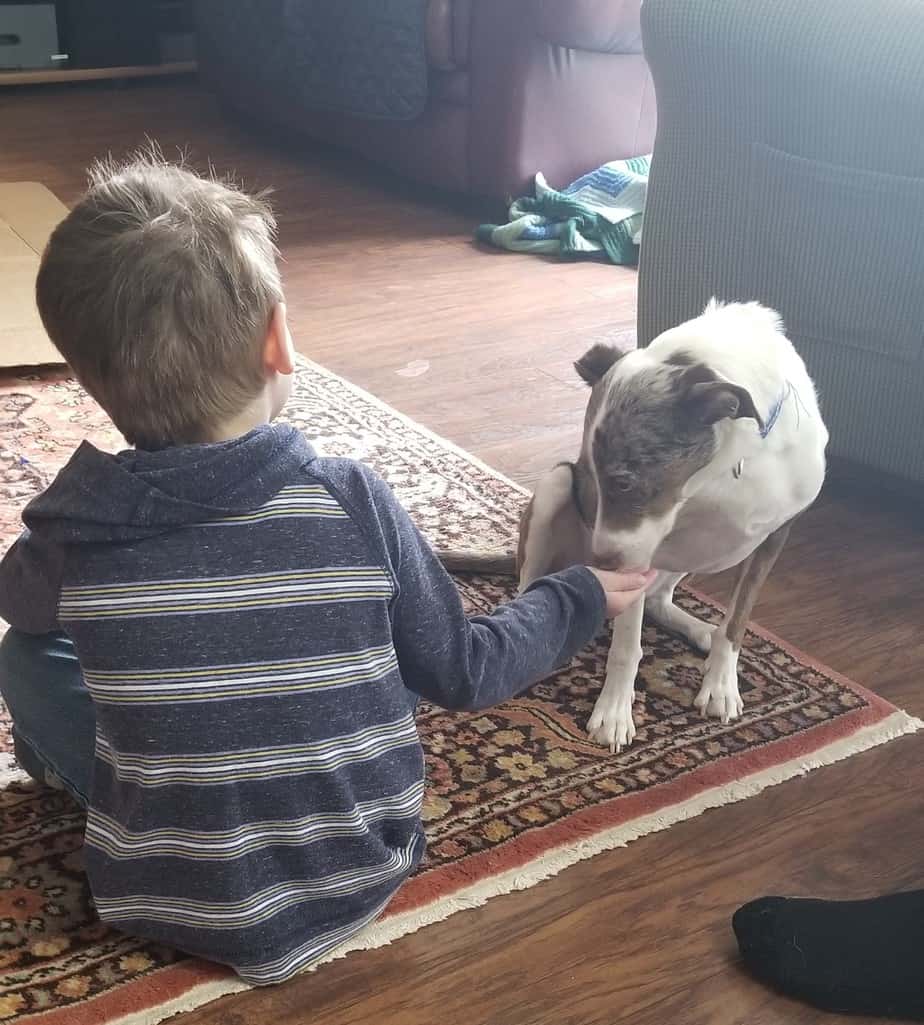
[476,156,651,265]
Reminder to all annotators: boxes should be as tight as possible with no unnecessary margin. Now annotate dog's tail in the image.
[434,549,518,577]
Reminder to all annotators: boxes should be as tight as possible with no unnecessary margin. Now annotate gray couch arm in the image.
[637,0,924,483]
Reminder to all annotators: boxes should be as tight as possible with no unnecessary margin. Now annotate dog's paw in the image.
[694,645,743,723]
[693,683,743,722]
[587,697,637,753]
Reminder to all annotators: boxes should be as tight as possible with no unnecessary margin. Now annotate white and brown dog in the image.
[441,301,828,751]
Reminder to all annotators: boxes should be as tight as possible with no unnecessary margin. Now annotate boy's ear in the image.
[263,302,294,376]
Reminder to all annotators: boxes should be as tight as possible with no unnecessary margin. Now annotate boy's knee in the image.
[0,630,74,706]
[0,630,92,804]
[0,631,85,739]
[0,630,42,704]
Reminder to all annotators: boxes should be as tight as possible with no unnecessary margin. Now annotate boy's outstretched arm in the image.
[331,464,649,711]
[0,530,64,633]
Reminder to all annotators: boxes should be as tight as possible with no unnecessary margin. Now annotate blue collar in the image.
[760,383,790,439]
[735,382,802,478]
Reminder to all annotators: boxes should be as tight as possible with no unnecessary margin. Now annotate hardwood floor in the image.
[3,80,924,1025]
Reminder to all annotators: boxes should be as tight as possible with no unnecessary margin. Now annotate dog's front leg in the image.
[695,521,793,722]
[586,595,645,753]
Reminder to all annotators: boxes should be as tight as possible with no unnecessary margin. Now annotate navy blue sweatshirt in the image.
[0,424,605,983]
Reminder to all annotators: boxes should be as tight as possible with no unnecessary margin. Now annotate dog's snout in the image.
[591,544,624,571]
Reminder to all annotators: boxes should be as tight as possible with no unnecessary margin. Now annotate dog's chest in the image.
[653,465,796,575]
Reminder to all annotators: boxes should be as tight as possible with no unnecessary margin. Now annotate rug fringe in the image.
[105,978,250,1025]
[119,709,920,1025]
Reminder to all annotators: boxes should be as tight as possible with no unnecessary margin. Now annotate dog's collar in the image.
[760,378,812,439]
[759,384,790,440]
[734,382,802,479]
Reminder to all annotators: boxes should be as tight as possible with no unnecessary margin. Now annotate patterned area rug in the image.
[0,360,918,1025]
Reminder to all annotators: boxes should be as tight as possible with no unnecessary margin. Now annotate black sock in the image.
[733,891,924,1019]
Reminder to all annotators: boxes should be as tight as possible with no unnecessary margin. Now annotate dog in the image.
[438,301,828,751]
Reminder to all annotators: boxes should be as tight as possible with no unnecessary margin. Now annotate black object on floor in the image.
[733,892,924,1020]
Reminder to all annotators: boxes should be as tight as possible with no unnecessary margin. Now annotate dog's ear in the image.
[684,380,764,429]
[677,364,764,429]
[574,344,622,386]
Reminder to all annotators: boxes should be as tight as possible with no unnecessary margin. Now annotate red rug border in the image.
[17,962,233,1025]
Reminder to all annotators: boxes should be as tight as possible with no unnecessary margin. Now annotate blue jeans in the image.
[0,630,95,806]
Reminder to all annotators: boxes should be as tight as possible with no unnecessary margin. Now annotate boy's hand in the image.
[588,568,656,618]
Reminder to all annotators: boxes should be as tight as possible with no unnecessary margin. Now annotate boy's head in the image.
[36,153,294,449]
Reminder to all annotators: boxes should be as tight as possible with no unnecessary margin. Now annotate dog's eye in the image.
[607,474,634,493]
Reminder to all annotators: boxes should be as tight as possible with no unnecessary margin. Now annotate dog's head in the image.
[575,321,764,570]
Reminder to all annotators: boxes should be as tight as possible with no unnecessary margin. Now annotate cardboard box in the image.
[0,182,67,367]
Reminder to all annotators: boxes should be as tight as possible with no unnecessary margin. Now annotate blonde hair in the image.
[36,152,283,449]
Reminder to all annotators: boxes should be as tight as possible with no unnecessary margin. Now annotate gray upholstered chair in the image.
[637,0,924,485]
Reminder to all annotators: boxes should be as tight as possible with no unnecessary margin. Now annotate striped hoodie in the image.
[0,423,605,983]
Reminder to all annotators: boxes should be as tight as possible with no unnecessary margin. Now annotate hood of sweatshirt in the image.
[22,424,317,544]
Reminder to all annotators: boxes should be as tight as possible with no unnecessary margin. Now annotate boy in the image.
[0,156,652,984]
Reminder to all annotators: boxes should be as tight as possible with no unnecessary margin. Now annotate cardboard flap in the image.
[0,182,68,368]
